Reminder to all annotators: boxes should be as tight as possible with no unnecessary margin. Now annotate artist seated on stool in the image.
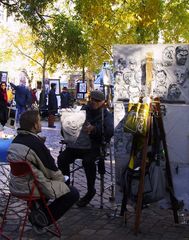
[57,90,114,207]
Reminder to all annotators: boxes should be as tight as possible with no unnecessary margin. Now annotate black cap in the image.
[90,90,105,101]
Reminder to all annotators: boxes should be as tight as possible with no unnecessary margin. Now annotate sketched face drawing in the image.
[175,46,188,65]
[63,117,82,136]
[123,71,133,84]
[156,70,167,85]
[174,68,188,85]
[162,46,175,66]
[167,84,181,100]
[117,58,127,71]
[61,111,86,142]
[127,57,137,71]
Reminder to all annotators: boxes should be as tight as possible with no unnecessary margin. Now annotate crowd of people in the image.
[0,80,74,129]
[0,79,38,128]
[0,81,114,233]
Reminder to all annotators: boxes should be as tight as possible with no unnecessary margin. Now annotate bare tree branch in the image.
[97,44,113,59]
[13,44,43,68]
[0,0,19,7]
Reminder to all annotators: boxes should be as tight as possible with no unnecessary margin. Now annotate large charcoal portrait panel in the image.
[113,44,189,103]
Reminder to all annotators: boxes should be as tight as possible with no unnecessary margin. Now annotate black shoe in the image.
[76,189,96,207]
[32,224,47,235]
[28,208,49,232]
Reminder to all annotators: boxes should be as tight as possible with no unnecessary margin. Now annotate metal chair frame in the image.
[59,140,115,208]
[0,160,61,240]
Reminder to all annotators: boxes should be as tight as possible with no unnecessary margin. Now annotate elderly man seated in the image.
[58,90,114,207]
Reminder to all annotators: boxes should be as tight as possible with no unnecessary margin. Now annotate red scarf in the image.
[1,88,8,103]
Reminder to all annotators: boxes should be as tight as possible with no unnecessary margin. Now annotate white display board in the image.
[163,104,189,209]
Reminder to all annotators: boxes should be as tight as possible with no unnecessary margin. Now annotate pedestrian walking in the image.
[48,83,58,128]
[10,79,31,124]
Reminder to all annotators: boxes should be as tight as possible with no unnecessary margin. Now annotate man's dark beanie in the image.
[90,90,105,101]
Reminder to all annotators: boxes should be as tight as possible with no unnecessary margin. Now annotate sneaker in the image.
[76,189,96,207]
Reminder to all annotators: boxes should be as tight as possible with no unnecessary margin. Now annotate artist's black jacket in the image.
[81,104,114,146]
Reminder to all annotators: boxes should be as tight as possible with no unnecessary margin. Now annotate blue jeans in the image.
[16,105,26,123]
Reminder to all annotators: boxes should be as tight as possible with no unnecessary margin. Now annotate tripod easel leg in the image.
[134,115,151,235]
[155,100,179,223]
[108,142,115,201]
[100,173,104,209]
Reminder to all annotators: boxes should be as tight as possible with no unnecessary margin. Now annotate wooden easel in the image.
[121,52,179,235]
[133,98,179,234]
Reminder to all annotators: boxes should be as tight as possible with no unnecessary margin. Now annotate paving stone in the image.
[1,120,189,239]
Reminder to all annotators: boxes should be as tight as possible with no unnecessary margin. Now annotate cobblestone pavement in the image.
[0,119,189,239]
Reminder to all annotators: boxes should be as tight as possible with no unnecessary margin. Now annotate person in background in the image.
[39,88,48,118]
[29,88,38,109]
[7,110,79,231]
[0,82,8,128]
[60,86,72,108]
[6,85,14,105]
[48,83,58,128]
[10,79,31,124]
[57,90,114,207]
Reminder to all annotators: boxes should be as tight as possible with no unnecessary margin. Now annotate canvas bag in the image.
[124,103,150,136]
[130,161,166,204]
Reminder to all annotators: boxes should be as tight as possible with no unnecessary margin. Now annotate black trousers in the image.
[57,147,100,193]
[48,186,79,223]
[38,186,79,224]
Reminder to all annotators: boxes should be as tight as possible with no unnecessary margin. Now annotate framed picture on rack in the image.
[49,79,60,95]
[77,93,84,99]
[0,71,8,83]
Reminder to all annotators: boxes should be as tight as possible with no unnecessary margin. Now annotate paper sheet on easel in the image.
[60,109,91,149]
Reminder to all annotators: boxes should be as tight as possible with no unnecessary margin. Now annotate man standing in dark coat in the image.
[48,83,58,128]
[60,86,72,108]
[57,90,114,207]
[10,80,31,124]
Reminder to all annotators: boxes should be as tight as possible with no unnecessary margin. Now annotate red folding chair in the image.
[0,160,61,239]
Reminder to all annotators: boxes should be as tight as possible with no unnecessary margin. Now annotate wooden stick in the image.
[134,111,151,234]
[155,98,179,223]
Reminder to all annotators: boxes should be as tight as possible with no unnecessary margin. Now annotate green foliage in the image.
[1,1,88,78]
[128,0,164,43]
[0,25,14,64]
[1,0,189,75]
[1,0,55,30]
[51,14,88,66]
[72,0,165,71]
[162,0,189,42]
[72,0,189,72]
